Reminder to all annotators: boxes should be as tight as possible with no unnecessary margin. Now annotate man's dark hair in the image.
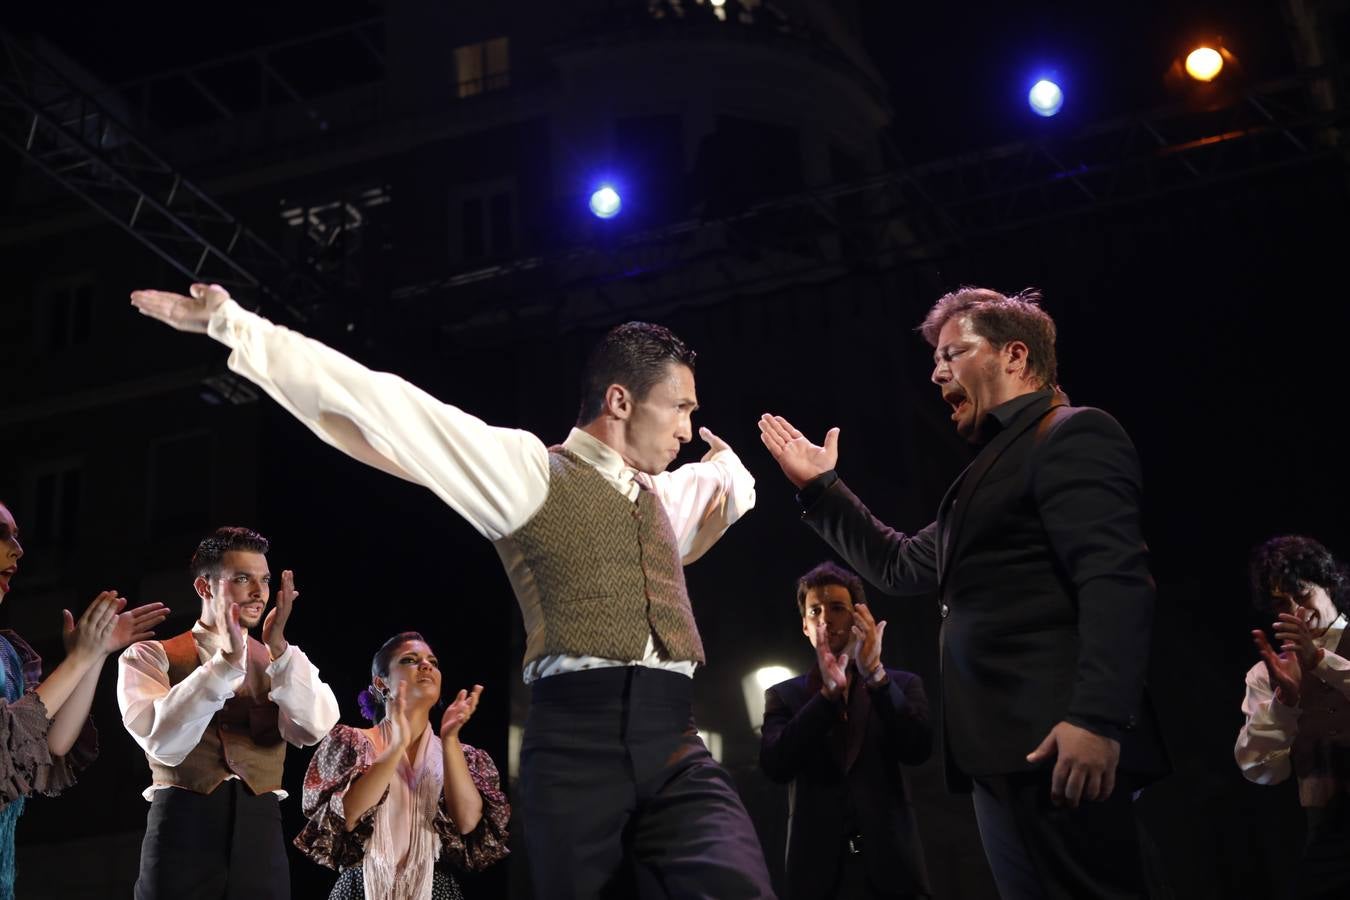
[190,526,270,580]
[918,286,1059,389]
[358,631,428,723]
[1250,535,1348,620]
[795,561,867,617]
[576,321,697,425]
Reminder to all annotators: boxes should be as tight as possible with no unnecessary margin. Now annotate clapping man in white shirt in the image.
[118,526,340,900]
[1237,534,1350,900]
[129,284,774,899]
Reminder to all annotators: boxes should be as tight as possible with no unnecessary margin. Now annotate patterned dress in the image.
[0,630,97,900]
[295,724,510,900]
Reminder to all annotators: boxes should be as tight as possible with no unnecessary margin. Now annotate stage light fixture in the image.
[589,185,622,219]
[1028,79,1064,117]
[1185,47,1223,82]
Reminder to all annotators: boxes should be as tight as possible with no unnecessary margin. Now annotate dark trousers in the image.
[972,772,1146,900]
[521,667,775,900]
[833,846,925,900]
[135,780,289,900]
[1295,796,1350,900]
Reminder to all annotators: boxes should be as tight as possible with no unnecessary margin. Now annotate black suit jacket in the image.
[802,390,1167,789]
[760,667,932,900]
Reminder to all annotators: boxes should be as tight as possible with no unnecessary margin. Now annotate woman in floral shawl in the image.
[0,501,167,899]
[296,631,509,899]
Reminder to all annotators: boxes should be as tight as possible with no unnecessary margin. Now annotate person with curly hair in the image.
[295,632,509,899]
[1237,534,1350,899]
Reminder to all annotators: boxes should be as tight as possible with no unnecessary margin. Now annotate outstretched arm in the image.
[759,413,939,595]
[131,284,549,540]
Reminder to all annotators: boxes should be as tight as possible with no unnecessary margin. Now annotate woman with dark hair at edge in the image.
[295,631,509,899]
[0,501,168,899]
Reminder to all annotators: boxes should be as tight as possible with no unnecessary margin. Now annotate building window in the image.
[29,462,81,551]
[147,432,212,540]
[453,181,517,263]
[38,280,94,352]
[454,37,510,99]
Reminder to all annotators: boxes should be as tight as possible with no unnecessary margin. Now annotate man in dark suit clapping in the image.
[760,561,932,900]
[758,287,1167,900]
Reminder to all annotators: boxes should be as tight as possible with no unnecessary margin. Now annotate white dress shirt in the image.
[1235,613,1350,786]
[206,299,756,682]
[117,621,341,799]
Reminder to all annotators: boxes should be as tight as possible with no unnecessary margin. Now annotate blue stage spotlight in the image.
[1028,79,1064,117]
[589,185,622,219]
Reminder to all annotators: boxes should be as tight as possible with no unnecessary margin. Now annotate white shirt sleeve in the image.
[117,641,246,767]
[1234,661,1299,785]
[645,443,756,565]
[207,299,550,540]
[266,644,340,748]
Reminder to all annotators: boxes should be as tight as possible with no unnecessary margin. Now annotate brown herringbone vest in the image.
[494,447,705,669]
[145,630,286,795]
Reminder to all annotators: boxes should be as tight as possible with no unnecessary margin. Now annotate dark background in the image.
[0,1,1346,897]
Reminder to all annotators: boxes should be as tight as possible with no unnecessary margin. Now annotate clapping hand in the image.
[1254,628,1303,707]
[440,684,484,742]
[1274,607,1323,672]
[262,569,297,661]
[61,591,124,661]
[815,621,849,700]
[851,604,887,681]
[384,682,415,754]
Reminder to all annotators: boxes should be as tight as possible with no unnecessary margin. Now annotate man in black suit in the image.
[760,561,932,900]
[758,287,1165,899]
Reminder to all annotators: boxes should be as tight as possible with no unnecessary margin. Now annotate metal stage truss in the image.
[2,21,1346,336]
[0,28,360,327]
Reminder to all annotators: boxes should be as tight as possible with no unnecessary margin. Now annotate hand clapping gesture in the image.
[1273,606,1323,672]
[1253,628,1303,707]
[851,604,888,683]
[60,592,123,662]
[815,621,849,701]
[263,569,298,661]
[384,682,415,754]
[440,684,484,742]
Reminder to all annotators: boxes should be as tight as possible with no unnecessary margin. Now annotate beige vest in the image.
[494,447,705,669]
[145,630,286,795]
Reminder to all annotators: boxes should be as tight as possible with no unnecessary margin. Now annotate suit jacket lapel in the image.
[937,393,1065,586]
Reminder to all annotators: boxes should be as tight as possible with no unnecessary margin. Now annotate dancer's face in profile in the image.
[196,550,271,629]
[622,362,697,475]
[931,315,1020,442]
[0,505,22,601]
[802,583,856,656]
[378,639,442,708]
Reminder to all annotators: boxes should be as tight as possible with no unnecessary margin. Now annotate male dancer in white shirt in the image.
[118,525,340,900]
[130,283,775,898]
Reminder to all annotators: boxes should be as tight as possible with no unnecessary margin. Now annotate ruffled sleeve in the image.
[433,742,510,871]
[0,632,98,811]
[294,724,384,870]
